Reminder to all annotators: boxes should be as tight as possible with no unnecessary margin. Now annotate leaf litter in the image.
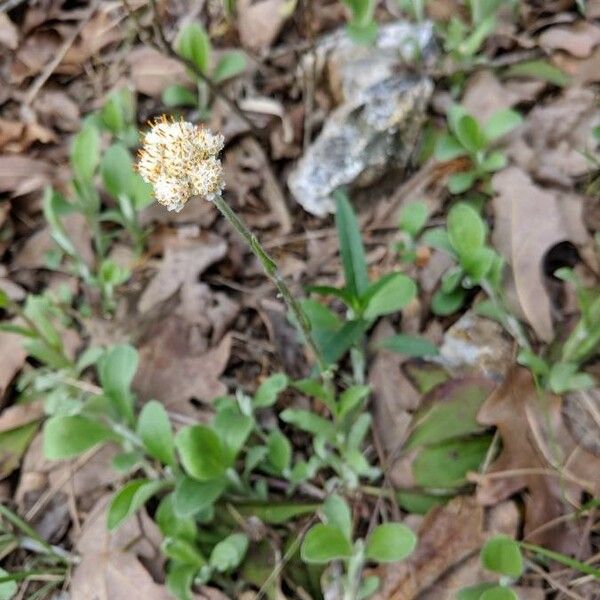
[0,0,599,598]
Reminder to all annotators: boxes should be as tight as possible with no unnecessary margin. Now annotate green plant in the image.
[305,190,419,378]
[162,23,246,114]
[517,268,599,394]
[437,0,512,67]
[435,105,522,194]
[457,535,523,599]
[396,200,429,263]
[340,0,378,44]
[44,91,152,312]
[301,494,416,600]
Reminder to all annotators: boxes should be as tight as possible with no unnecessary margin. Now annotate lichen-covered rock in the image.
[288,21,436,216]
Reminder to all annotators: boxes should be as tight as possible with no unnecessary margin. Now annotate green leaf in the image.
[362,273,417,320]
[299,299,342,331]
[456,583,496,600]
[334,190,369,298]
[317,319,369,365]
[156,494,197,541]
[481,151,507,172]
[434,133,466,161]
[162,537,206,568]
[166,562,196,600]
[483,109,522,141]
[213,50,246,82]
[43,188,78,259]
[358,575,380,600]
[323,494,352,541]
[214,407,254,459]
[175,425,229,480]
[136,400,175,466]
[412,436,492,488]
[459,14,496,57]
[346,21,378,45]
[254,373,289,408]
[210,533,249,572]
[481,535,524,578]
[421,227,455,255]
[338,384,371,418]
[162,84,198,108]
[236,501,319,524]
[101,89,135,135]
[292,378,336,409]
[173,476,226,517]
[377,334,439,357]
[396,490,450,515]
[398,201,429,237]
[431,287,467,316]
[301,524,353,564]
[98,344,138,424]
[520,541,600,579]
[448,170,477,194]
[267,430,292,473]
[43,415,112,460]
[0,567,17,600]
[0,423,38,479]
[405,378,494,449]
[504,59,569,86]
[71,124,100,182]
[454,115,485,154]
[462,247,496,282]
[479,588,518,600]
[107,479,167,529]
[177,23,211,74]
[447,203,486,258]
[100,143,134,200]
[280,409,335,440]
[365,523,417,563]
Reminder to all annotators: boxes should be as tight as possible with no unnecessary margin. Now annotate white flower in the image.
[137,116,225,212]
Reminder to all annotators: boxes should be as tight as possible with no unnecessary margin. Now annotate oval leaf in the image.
[137,400,175,466]
[175,425,229,480]
[300,524,353,564]
[365,523,417,563]
[43,415,112,460]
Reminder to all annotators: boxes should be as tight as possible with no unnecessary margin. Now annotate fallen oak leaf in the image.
[491,167,587,342]
[539,21,600,59]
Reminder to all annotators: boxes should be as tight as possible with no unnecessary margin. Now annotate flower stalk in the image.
[211,192,327,373]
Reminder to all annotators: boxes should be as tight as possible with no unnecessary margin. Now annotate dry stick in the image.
[526,559,586,600]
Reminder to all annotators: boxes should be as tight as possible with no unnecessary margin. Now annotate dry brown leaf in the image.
[506,87,600,186]
[0,401,44,432]
[368,320,418,456]
[553,45,600,84]
[491,167,587,342]
[375,497,484,600]
[237,0,287,51]
[540,21,600,58]
[0,155,52,195]
[134,316,231,416]
[71,495,170,600]
[138,233,227,313]
[476,367,597,552]
[128,46,189,97]
[11,31,60,83]
[462,70,544,122]
[0,325,28,401]
[33,89,80,132]
[0,13,18,49]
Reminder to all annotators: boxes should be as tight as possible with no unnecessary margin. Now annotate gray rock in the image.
[288,21,436,216]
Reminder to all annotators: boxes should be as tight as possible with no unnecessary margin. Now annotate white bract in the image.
[137,117,224,212]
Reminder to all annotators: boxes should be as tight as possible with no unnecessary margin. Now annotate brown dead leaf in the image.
[375,496,484,600]
[0,155,52,195]
[0,324,28,401]
[506,87,600,186]
[540,21,600,58]
[462,70,544,122]
[553,45,600,85]
[71,495,170,600]
[128,47,189,97]
[237,0,287,51]
[33,89,80,132]
[11,31,60,84]
[134,316,231,417]
[0,401,44,432]
[138,233,227,313]
[369,320,418,456]
[492,167,587,342]
[0,13,18,49]
[476,367,597,552]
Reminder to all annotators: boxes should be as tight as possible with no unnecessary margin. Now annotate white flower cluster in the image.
[137,116,225,212]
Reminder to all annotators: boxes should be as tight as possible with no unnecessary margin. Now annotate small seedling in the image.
[163,22,246,114]
[301,494,416,599]
[435,105,522,194]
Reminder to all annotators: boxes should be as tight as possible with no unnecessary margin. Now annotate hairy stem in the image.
[211,193,327,373]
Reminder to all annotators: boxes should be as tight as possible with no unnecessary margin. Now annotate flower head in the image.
[137,116,224,212]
